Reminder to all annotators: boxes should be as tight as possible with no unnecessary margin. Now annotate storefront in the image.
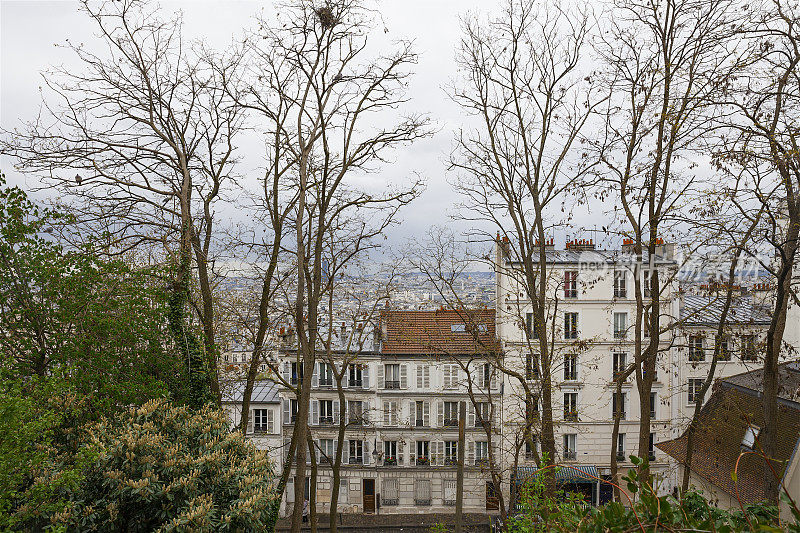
[512,465,600,509]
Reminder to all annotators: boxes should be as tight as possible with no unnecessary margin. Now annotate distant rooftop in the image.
[380,308,500,356]
[222,380,281,404]
[680,294,772,327]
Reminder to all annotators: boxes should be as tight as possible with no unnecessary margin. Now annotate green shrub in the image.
[6,400,277,532]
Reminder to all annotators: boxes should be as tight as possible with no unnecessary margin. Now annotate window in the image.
[444,441,458,465]
[319,400,334,424]
[688,378,704,404]
[525,313,539,339]
[613,312,628,339]
[290,399,299,423]
[414,479,431,506]
[476,402,491,427]
[319,438,334,464]
[291,362,304,385]
[564,271,578,298]
[563,434,577,460]
[444,401,459,427]
[613,352,627,380]
[348,400,364,425]
[254,408,272,433]
[564,312,579,339]
[384,441,398,465]
[443,479,457,506]
[415,400,427,427]
[614,270,627,298]
[319,362,334,386]
[648,432,656,461]
[348,364,363,387]
[383,401,398,426]
[339,478,348,504]
[564,353,578,381]
[349,440,363,464]
[384,364,400,389]
[742,425,760,449]
[443,364,460,389]
[741,335,758,361]
[476,441,489,465]
[526,395,539,423]
[526,352,540,380]
[617,434,626,462]
[716,336,731,361]
[612,392,626,420]
[383,478,399,506]
[643,308,652,338]
[650,392,657,419]
[416,365,430,388]
[481,363,492,389]
[643,270,653,298]
[688,336,704,362]
[564,392,578,421]
[525,438,538,460]
[416,441,430,465]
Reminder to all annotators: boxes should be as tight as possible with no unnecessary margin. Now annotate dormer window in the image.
[742,425,760,449]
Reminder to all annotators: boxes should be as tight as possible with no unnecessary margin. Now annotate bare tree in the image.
[450,0,602,495]
[239,2,429,529]
[593,0,735,480]
[1,0,244,405]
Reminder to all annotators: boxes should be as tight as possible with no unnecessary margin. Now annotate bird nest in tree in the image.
[315,6,336,28]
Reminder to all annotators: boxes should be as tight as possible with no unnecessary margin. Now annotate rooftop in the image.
[680,294,772,327]
[222,379,281,404]
[380,308,500,356]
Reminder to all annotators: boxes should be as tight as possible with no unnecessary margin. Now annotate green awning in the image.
[515,465,598,484]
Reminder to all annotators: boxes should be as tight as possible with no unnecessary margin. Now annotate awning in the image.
[515,465,599,484]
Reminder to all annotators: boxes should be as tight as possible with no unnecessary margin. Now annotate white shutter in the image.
[342,440,349,464]
[267,409,275,433]
[443,366,450,389]
[400,365,408,389]
[333,400,340,425]
[283,399,290,424]
[343,367,349,388]
[312,400,319,426]
[398,440,404,465]
[247,408,254,434]
[476,364,485,389]
[437,401,444,427]
[468,403,475,427]
[416,365,423,388]
[384,402,390,426]
[423,401,430,427]
[282,362,290,384]
[424,366,430,388]
[312,363,319,387]
[490,366,498,390]
[409,400,416,425]
[363,364,370,388]
[286,477,295,503]
[362,400,370,424]
[363,440,370,465]
[412,440,417,465]
[378,364,384,389]
[468,441,475,465]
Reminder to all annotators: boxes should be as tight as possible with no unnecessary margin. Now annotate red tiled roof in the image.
[380,309,500,355]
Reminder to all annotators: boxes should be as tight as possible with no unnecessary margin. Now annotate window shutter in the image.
[468,403,475,427]
[377,364,384,389]
[283,399,290,425]
[490,366,498,390]
[340,478,348,504]
[342,441,349,464]
[282,362,290,384]
[267,409,275,433]
[333,400,340,425]
[416,365,423,388]
[362,400,370,424]
[400,365,408,389]
[443,366,450,389]
[247,408,254,434]
[423,401,430,426]
[343,367,349,388]
[437,401,444,427]
[286,477,295,503]
[312,400,319,426]
[363,440,370,465]
[412,440,417,465]
[424,366,430,388]
[409,400,416,425]
[362,364,370,388]
[384,402,390,426]
[398,440,404,465]
[312,364,319,387]
[468,441,475,465]
[477,364,485,389]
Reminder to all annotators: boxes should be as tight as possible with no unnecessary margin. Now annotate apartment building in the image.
[494,236,680,504]
[276,308,504,516]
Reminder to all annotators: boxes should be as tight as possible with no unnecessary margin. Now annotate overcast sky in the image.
[1,0,600,256]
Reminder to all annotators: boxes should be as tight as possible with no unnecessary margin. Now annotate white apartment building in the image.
[276,309,504,516]
[495,237,680,504]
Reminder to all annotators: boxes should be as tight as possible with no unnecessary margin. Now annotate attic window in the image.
[742,425,760,449]
[451,324,488,333]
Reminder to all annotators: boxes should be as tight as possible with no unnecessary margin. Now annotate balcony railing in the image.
[385,380,400,389]
[383,457,397,466]
[319,416,334,425]
[318,380,334,388]
[415,498,431,506]
[349,456,364,465]
[348,380,363,388]
[444,418,459,427]
[415,456,430,466]
[415,419,426,427]
[616,452,626,462]
[564,450,577,460]
[648,452,656,461]
[564,411,579,422]
[382,498,399,506]
[444,457,458,466]
[254,426,269,433]
[475,458,489,467]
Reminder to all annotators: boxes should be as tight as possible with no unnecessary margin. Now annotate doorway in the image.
[363,479,376,513]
